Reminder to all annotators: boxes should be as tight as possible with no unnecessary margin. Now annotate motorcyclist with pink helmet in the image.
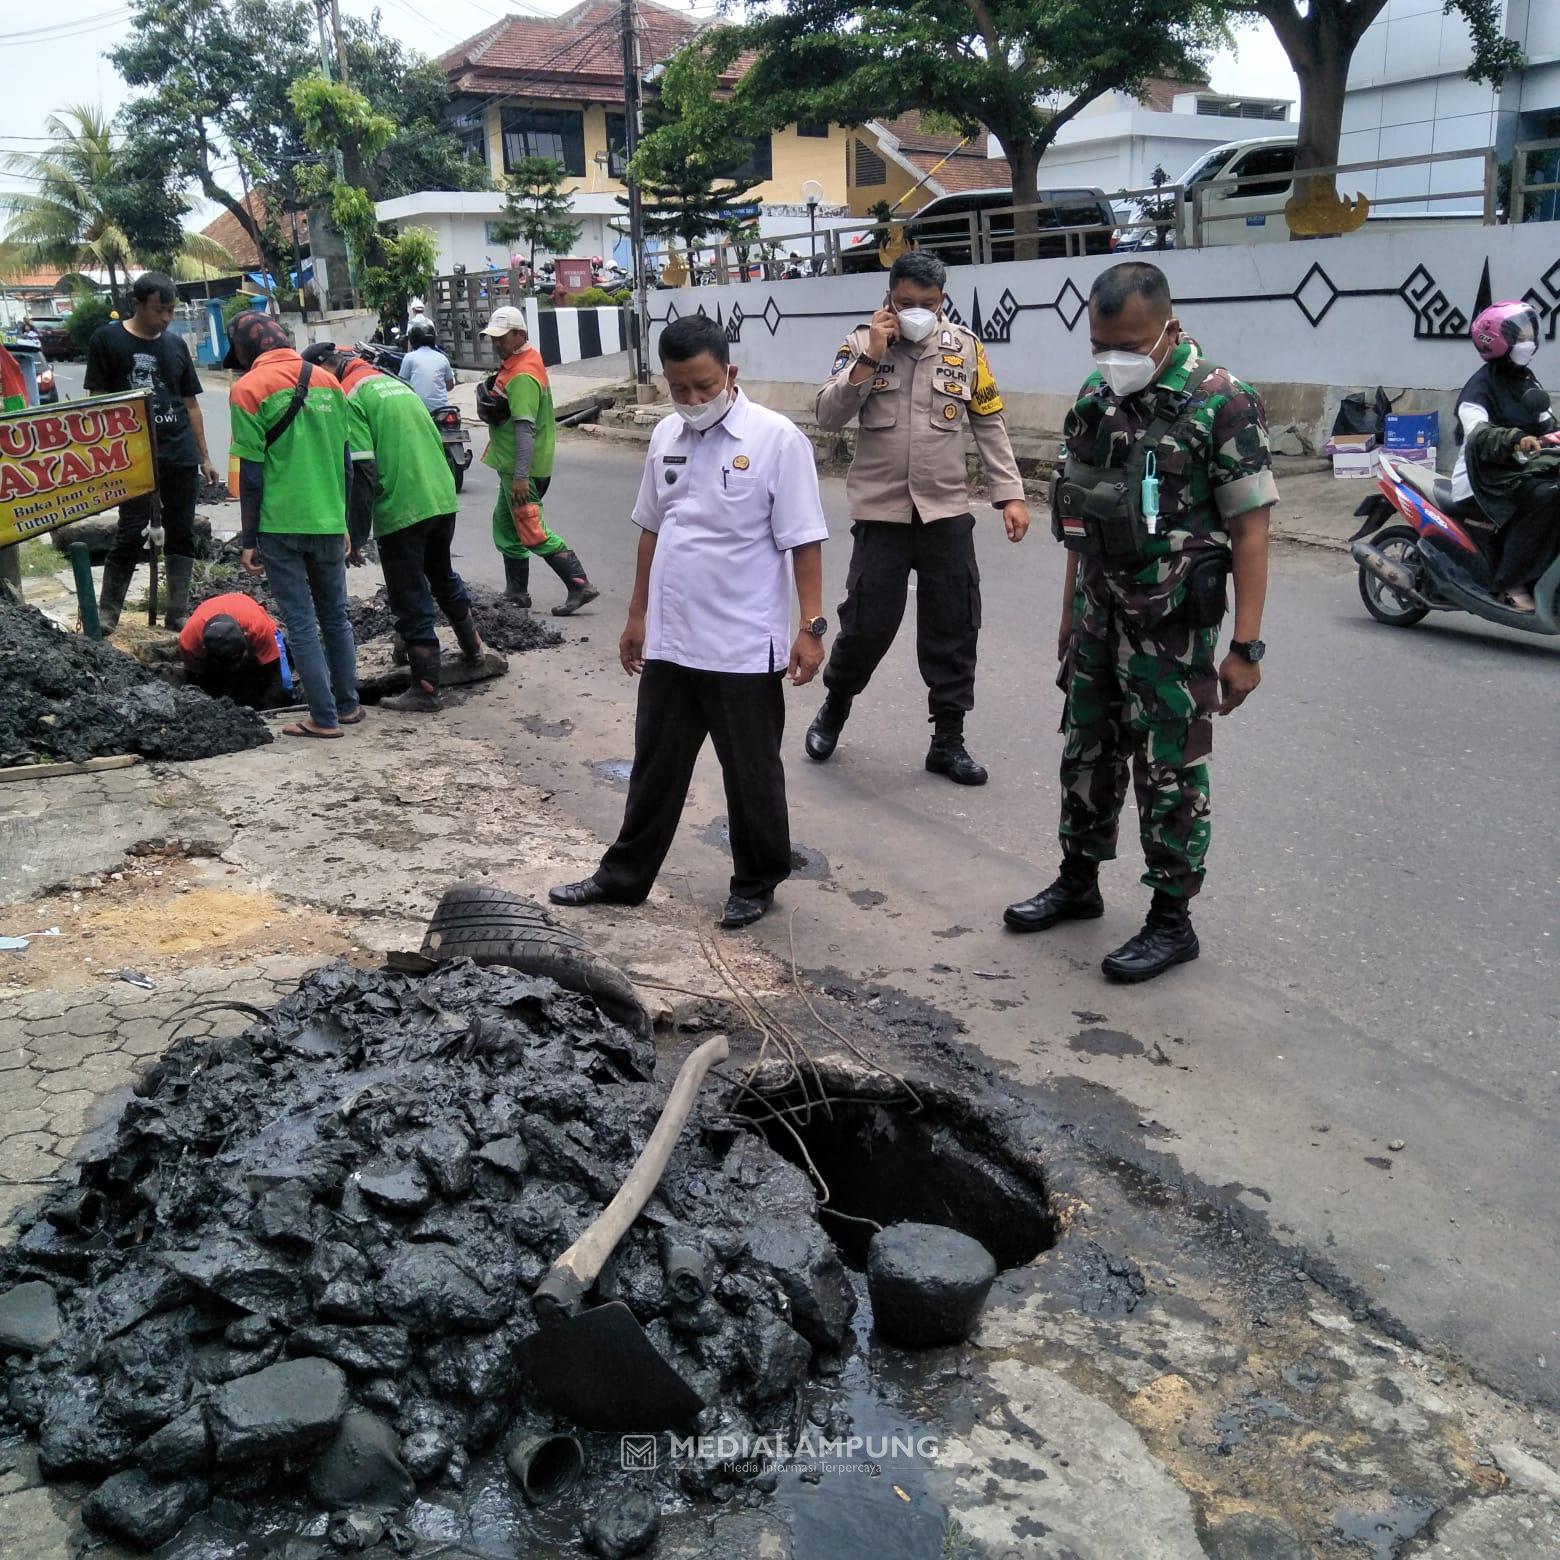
[1453,301,1558,611]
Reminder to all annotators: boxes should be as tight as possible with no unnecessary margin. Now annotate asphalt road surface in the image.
[69,365,1559,1410]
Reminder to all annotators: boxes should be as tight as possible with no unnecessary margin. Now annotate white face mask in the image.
[1094,321,1172,398]
[895,307,938,342]
[674,381,733,431]
[1511,340,1538,367]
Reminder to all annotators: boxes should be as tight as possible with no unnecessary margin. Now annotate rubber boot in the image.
[97,560,135,635]
[503,555,531,608]
[382,641,442,712]
[544,548,600,616]
[163,554,195,631]
[450,611,484,665]
[391,633,409,666]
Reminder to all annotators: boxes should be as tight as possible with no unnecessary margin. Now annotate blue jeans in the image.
[259,531,359,728]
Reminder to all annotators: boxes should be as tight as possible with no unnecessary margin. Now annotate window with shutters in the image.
[854,139,887,187]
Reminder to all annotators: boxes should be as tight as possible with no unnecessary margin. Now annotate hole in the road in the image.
[735,1086,1055,1271]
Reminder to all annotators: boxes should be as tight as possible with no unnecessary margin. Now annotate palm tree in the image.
[1,105,231,310]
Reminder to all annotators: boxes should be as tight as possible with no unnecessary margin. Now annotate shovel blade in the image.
[518,1300,705,1432]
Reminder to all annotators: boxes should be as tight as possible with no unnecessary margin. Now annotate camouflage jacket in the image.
[1062,339,1278,624]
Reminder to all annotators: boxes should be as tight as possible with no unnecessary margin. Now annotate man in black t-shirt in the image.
[85,272,220,632]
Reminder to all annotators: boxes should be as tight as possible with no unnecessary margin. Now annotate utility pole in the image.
[620,0,651,391]
[312,0,334,81]
[328,0,351,87]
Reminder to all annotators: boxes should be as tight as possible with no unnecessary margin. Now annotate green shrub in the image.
[64,296,113,356]
[223,293,261,330]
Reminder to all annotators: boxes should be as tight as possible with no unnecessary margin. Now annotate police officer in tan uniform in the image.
[808,251,1029,784]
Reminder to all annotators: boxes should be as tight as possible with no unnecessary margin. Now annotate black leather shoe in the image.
[549,878,614,907]
[1003,876,1105,933]
[718,892,773,929]
[805,696,851,762]
[925,737,988,786]
[1101,913,1200,983]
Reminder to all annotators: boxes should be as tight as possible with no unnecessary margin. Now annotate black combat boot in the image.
[804,693,852,761]
[391,633,409,665]
[544,548,600,616]
[503,555,531,608]
[97,559,136,635]
[1003,861,1105,933]
[163,554,195,631]
[1101,891,1200,983]
[925,727,988,786]
[382,641,442,712]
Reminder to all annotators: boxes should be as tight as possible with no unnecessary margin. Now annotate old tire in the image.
[421,885,649,1038]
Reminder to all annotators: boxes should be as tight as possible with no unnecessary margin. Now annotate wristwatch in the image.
[855,354,881,372]
[1230,639,1266,663]
[803,616,828,637]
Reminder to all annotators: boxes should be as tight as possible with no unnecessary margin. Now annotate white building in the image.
[1341,0,1560,213]
[1029,86,1294,197]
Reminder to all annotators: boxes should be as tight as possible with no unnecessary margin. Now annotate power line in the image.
[0,8,128,42]
[0,12,130,47]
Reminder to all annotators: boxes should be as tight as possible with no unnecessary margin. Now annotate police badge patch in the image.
[831,340,852,374]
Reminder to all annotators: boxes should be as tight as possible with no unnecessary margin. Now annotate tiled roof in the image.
[441,0,702,105]
[868,113,1009,197]
[199,193,309,273]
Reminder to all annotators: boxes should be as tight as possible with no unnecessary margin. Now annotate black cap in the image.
[300,340,339,366]
[202,614,248,664]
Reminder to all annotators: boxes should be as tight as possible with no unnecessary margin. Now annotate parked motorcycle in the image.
[1350,450,1560,637]
[355,340,473,493]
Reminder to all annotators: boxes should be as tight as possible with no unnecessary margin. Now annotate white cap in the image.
[480,305,528,338]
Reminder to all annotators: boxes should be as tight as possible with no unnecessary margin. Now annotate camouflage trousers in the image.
[1058,592,1219,900]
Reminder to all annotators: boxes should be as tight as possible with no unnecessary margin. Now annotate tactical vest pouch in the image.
[1053,460,1148,561]
[1053,362,1226,563]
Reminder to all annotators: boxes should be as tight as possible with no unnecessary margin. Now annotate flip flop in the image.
[338,707,366,725]
[283,722,343,739]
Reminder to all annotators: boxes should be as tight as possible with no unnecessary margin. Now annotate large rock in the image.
[83,1468,207,1550]
[376,1245,509,1333]
[137,1405,213,1475]
[37,1374,134,1478]
[584,1488,661,1558]
[745,1216,856,1349]
[357,1160,433,1216]
[307,1411,415,1512]
[209,1357,349,1462]
[867,1222,996,1347]
[0,1281,61,1354]
[289,1324,411,1377]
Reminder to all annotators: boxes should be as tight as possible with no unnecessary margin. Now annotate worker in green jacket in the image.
[478,305,598,616]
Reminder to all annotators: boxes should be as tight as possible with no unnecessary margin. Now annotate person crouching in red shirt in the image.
[178,592,292,709]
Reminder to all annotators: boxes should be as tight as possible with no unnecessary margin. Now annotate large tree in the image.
[672,0,1227,255]
[0,105,231,309]
[111,0,488,285]
[490,157,585,278]
[1225,2,1522,196]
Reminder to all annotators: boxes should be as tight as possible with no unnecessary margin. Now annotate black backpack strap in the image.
[264,361,314,449]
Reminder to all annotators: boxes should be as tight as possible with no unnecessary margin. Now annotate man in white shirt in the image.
[549,315,830,929]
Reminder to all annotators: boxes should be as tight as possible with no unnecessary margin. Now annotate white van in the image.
[1175,136,1299,246]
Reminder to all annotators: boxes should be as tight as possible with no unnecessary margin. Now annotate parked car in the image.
[1173,136,1298,246]
[840,187,1117,273]
[33,322,76,360]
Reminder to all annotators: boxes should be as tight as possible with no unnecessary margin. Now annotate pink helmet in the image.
[1470,300,1539,361]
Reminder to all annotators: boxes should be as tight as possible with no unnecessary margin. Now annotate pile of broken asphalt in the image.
[0,596,270,769]
[0,960,856,1553]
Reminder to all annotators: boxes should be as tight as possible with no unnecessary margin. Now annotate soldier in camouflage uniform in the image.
[1005,262,1276,982]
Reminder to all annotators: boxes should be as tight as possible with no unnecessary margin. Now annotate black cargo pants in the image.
[821,511,980,731]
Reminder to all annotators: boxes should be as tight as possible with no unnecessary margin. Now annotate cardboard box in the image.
[1325,432,1378,456]
[1386,444,1437,469]
[1384,412,1439,451]
[1332,449,1379,479]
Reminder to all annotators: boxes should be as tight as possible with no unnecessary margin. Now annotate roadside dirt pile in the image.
[0,961,856,1552]
[0,596,271,768]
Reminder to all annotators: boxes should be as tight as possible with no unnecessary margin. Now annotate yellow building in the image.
[439,0,853,210]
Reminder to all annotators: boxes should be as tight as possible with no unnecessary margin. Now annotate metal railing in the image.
[1512,137,1560,223]
[1186,146,1498,247]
